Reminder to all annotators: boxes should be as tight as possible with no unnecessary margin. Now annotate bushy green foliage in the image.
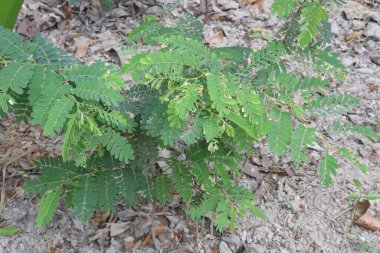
[0,0,379,232]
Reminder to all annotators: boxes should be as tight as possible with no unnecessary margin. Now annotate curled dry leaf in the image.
[354,200,380,231]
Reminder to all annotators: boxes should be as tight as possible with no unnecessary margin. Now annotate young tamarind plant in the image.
[0,0,378,231]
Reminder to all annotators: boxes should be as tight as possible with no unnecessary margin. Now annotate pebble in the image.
[219,241,233,253]
[240,230,248,242]
[356,68,375,74]
[245,243,267,253]
[222,234,241,250]
[342,56,355,66]
[331,21,340,36]
[348,114,364,124]
[352,20,366,30]
[370,55,380,66]
[365,22,380,41]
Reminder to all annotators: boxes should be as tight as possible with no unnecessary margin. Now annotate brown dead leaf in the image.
[361,0,374,6]
[242,162,261,178]
[124,236,135,251]
[367,83,379,92]
[16,18,38,38]
[89,228,109,241]
[211,244,219,253]
[203,13,231,23]
[75,41,90,58]
[355,200,370,216]
[268,166,295,176]
[153,222,168,235]
[91,210,111,223]
[255,174,275,201]
[241,0,264,12]
[204,30,225,45]
[344,30,364,42]
[19,160,32,171]
[250,27,268,33]
[140,222,168,248]
[110,222,130,237]
[60,0,72,18]
[354,200,380,231]
[355,213,380,231]
[141,233,152,248]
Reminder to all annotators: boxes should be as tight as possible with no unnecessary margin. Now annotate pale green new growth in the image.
[319,151,338,187]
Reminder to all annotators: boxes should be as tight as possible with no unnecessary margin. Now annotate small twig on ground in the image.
[0,152,27,214]
[0,148,34,214]
[333,207,353,220]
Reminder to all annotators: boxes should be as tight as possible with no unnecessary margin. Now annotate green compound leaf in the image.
[319,151,338,187]
[215,199,229,232]
[155,173,172,204]
[339,147,368,174]
[71,80,123,107]
[44,96,75,137]
[207,74,235,113]
[180,116,206,145]
[73,175,97,221]
[203,116,222,142]
[36,187,61,227]
[96,172,118,212]
[272,0,298,19]
[268,107,292,156]
[173,164,193,201]
[298,2,328,47]
[225,112,258,140]
[0,62,34,94]
[95,128,135,164]
[289,125,316,165]
[31,84,72,126]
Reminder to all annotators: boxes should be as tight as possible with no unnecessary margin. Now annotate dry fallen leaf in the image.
[250,27,268,33]
[124,236,135,251]
[361,0,374,6]
[204,30,225,45]
[91,210,111,223]
[355,213,380,231]
[268,166,296,176]
[89,228,109,241]
[242,162,261,178]
[75,41,90,58]
[141,222,169,248]
[344,30,364,42]
[367,83,379,92]
[354,200,380,231]
[110,222,130,237]
[241,0,264,12]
